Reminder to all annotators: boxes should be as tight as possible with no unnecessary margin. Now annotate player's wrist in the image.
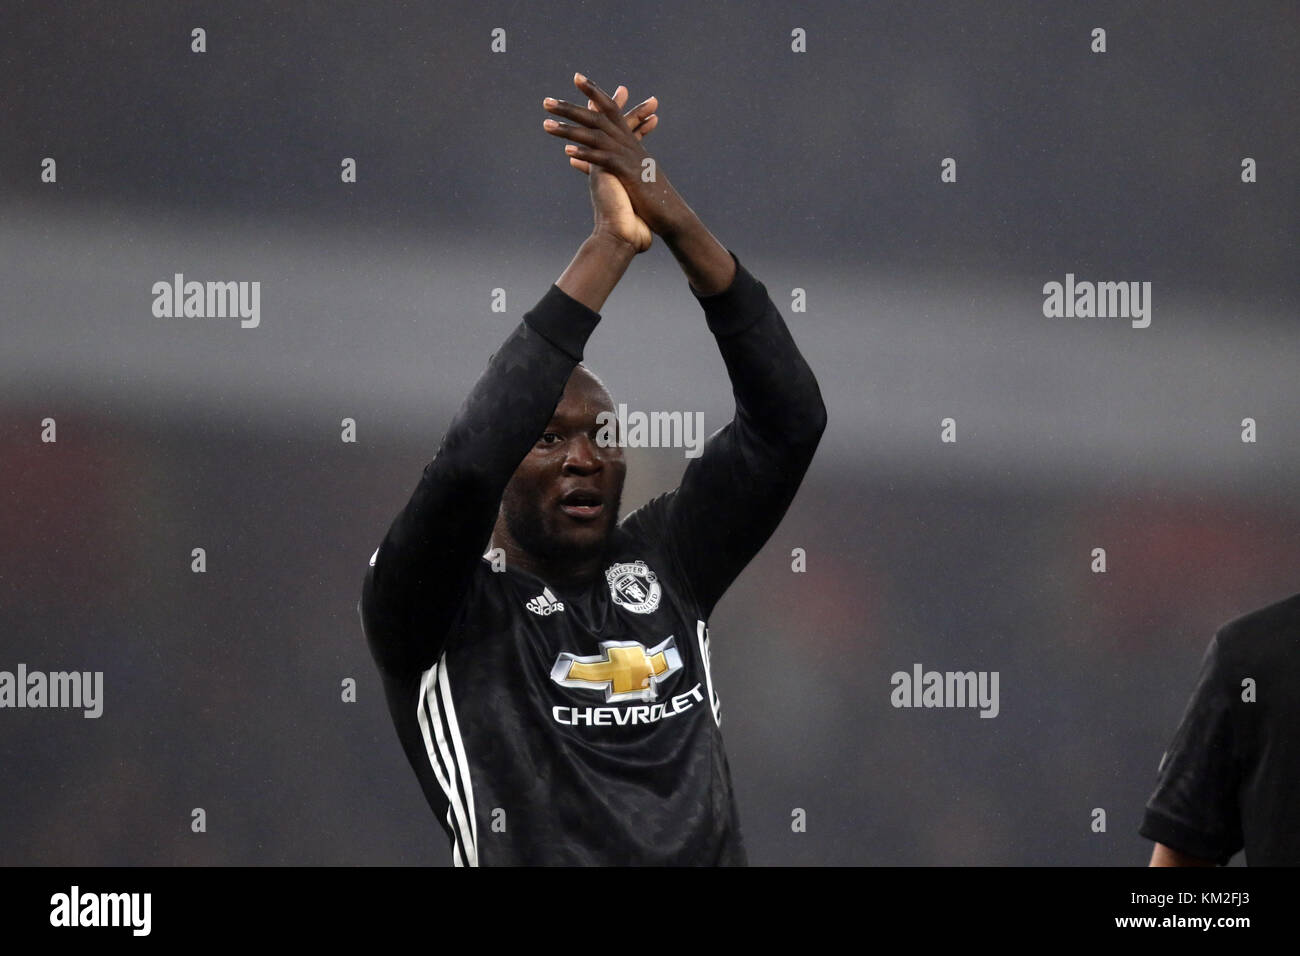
[555,231,637,312]
[653,191,699,243]
[588,227,644,260]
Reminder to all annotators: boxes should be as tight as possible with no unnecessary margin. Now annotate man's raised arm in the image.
[545,75,827,615]
[359,77,669,678]
[358,232,634,675]
[667,232,827,615]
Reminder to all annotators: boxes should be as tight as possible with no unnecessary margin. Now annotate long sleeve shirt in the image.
[358,249,826,865]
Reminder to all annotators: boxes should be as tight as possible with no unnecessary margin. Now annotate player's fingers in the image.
[588,86,628,108]
[631,113,658,140]
[566,90,641,173]
[543,98,608,133]
[542,115,604,147]
[563,143,614,168]
[573,73,624,129]
[625,95,657,134]
[589,87,630,118]
[625,95,657,125]
[562,118,652,171]
[600,91,654,139]
[546,81,635,137]
[548,81,644,166]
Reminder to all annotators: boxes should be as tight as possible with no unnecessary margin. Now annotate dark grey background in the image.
[1,0,1297,865]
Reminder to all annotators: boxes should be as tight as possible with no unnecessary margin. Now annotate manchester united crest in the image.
[605,560,662,614]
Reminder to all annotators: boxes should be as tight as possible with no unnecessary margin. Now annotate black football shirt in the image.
[358,250,826,865]
[1140,592,1300,865]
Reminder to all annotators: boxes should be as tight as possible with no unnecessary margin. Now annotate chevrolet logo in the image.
[550,638,683,702]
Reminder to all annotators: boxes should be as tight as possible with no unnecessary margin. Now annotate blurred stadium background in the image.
[1,1,1297,864]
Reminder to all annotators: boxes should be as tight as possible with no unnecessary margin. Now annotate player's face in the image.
[501,368,626,564]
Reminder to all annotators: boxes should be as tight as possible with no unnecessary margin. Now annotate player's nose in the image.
[563,433,604,473]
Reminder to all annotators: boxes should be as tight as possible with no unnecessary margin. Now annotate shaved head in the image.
[571,362,612,404]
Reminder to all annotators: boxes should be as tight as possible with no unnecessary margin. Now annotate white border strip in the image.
[417,655,479,866]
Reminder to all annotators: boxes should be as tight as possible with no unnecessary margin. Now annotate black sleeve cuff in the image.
[690,249,771,339]
[522,283,602,361]
[1139,808,1234,865]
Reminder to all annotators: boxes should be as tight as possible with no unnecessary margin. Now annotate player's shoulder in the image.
[465,552,526,605]
[617,490,676,544]
[1213,591,1300,663]
[614,491,695,596]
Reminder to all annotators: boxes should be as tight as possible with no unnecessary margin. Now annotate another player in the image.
[1141,593,1300,865]
[357,73,827,865]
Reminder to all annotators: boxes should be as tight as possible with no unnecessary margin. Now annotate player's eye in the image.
[539,431,562,446]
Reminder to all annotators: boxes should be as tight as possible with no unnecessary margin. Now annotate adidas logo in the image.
[526,587,565,616]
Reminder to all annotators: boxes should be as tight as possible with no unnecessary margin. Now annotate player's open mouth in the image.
[558,489,603,520]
